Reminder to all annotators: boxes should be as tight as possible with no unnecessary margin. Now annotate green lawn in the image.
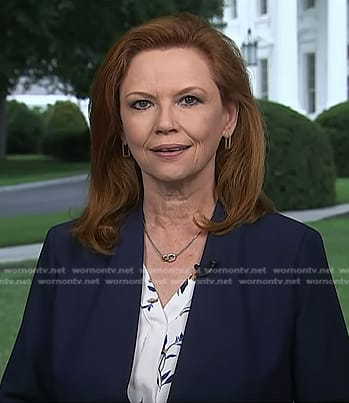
[0,210,81,247]
[0,154,89,186]
[307,218,349,334]
[0,260,35,380]
[336,177,349,204]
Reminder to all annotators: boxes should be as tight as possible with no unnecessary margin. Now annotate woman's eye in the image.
[131,100,152,110]
[179,95,200,107]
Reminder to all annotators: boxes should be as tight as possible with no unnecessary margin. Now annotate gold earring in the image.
[122,143,130,157]
[224,136,232,150]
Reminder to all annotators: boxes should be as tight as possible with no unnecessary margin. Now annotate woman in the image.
[1,13,348,403]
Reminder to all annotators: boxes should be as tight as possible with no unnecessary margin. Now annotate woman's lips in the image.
[150,144,191,158]
[150,144,191,152]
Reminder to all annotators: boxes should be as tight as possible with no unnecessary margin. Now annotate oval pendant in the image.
[162,253,177,263]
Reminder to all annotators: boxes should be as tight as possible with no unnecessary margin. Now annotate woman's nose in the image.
[154,104,178,134]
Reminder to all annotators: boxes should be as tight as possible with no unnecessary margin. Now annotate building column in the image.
[326,0,347,108]
[272,0,299,110]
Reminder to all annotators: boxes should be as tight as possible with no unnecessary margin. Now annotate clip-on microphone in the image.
[193,259,218,279]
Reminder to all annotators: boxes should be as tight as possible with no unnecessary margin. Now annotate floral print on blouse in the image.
[127,265,196,403]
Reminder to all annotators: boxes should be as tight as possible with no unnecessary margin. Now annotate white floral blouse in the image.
[127,265,196,403]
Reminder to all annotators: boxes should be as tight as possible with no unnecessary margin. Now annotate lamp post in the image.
[241,29,258,66]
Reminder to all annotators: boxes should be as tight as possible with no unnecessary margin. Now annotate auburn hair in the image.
[72,13,275,255]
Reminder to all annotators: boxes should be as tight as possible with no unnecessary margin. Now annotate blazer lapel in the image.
[168,202,245,400]
[105,204,144,401]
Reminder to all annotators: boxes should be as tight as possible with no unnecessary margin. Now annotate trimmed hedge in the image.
[315,102,349,177]
[41,101,89,161]
[6,101,43,154]
[259,100,336,211]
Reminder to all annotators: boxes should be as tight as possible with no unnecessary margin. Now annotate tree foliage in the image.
[41,101,89,161]
[1,0,224,96]
[0,0,224,158]
[260,100,336,210]
[6,100,43,154]
[316,102,349,177]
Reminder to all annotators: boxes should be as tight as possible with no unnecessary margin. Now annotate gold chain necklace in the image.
[144,227,201,263]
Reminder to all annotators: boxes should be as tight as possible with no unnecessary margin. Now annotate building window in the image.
[306,53,316,113]
[231,0,238,19]
[260,59,269,99]
[259,0,268,15]
[304,0,315,10]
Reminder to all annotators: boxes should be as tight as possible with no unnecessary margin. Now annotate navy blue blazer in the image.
[1,202,349,402]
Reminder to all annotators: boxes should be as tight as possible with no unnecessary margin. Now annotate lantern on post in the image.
[241,28,258,66]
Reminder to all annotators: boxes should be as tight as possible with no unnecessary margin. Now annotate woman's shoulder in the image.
[38,217,119,270]
[46,218,79,244]
[223,212,328,272]
[42,218,94,264]
[242,210,324,251]
[252,210,320,235]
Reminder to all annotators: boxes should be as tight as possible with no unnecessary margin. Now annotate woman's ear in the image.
[222,103,239,139]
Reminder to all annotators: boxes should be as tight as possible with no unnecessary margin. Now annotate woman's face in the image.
[119,47,237,187]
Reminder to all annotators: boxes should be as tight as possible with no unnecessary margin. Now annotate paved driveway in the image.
[0,177,88,217]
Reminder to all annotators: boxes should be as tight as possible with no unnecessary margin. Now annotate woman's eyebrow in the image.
[176,86,208,96]
[125,91,155,98]
[125,86,208,98]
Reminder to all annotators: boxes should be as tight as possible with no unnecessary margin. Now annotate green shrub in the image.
[259,100,336,210]
[6,100,43,154]
[315,102,349,177]
[41,101,89,161]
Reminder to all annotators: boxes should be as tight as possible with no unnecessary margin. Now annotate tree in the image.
[0,1,60,158]
[0,0,224,159]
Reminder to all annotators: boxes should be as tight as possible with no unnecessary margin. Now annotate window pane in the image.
[306,53,316,113]
[260,0,268,15]
[260,59,268,100]
[304,0,315,10]
[231,0,238,18]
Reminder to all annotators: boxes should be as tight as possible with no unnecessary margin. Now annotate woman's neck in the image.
[142,176,217,232]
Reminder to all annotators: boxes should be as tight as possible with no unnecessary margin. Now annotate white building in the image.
[223,0,348,116]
